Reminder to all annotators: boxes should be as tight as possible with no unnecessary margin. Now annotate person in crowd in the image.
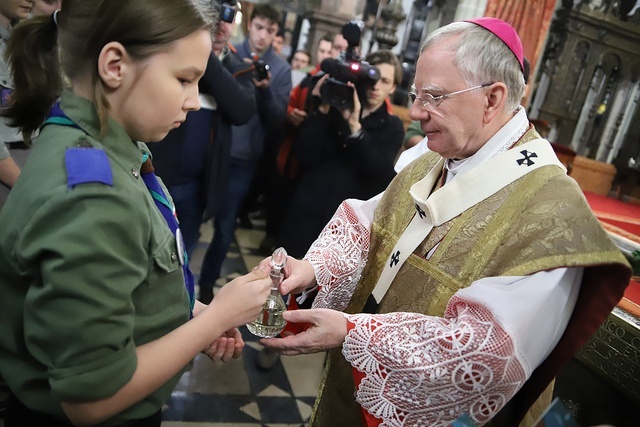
[0,2,272,426]
[279,49,405,259]
[283,32,341,135]
[149,0,256,261]
[0,0,32,408]
[403,120,426,149]
[272,27,285,59]
[331,31,349,59]
[30,0,60,16]
[290,49,310,71]
[259,18,630,426]
[311,32,334,70]
[0,0,33,207]
[286,32,347,130]
[254,31,354,370]
[198,3,290,303]
[258,32,347,256]
[290,49,311,86]
[247,31,349,243]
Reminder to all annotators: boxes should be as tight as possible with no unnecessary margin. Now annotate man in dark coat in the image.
[149,10,256,259]
[280,49,405,258]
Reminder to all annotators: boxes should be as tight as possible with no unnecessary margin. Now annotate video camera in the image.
[214,2,236,24]
[319,21,380,110]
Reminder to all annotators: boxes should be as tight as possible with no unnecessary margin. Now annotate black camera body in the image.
[215,2,236,24]
[319,21,380,110]
[252,54,270,81]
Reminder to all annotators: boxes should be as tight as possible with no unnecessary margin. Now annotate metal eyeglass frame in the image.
[408,82,494,109]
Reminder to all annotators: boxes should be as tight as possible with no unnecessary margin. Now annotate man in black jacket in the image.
[279,49,405,258]
[149,8,256,269]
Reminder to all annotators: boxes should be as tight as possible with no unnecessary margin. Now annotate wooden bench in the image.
[390,104,412,130]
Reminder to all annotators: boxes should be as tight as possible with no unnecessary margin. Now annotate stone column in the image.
[303,0,366,54]
[374,0,407,50]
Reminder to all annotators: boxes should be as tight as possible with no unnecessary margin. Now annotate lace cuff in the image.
[306,201,371,311]
[343,297,527,426]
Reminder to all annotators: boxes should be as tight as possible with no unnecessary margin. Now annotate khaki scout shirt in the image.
[0,91,190,425]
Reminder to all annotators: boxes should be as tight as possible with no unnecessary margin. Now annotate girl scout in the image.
[0,1,271,426]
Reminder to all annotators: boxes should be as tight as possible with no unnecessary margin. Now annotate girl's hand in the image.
[203,327,244,362]
[207,267,271,330]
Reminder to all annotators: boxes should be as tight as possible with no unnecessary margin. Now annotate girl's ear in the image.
[97,42,129,89]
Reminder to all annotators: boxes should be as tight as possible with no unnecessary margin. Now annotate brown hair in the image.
[319,33,335,44]
[365,49,403,86]
[3,0,216,135]
[249,3,281,26]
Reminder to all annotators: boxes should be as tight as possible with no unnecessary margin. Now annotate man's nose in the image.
[409,100,429,122]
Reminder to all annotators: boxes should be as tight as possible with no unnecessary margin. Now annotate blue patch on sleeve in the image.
[65,148,113,188]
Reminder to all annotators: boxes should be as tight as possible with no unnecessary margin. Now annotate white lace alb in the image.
[344,298,526,426]
[306,201,371,311]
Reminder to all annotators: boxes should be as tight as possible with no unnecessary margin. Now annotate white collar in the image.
[444,107,529,184]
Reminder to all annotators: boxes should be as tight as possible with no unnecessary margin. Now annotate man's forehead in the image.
[415,48,456,78]
[251,16,277,29]
[333,34,348,47]
[414,62,454,90]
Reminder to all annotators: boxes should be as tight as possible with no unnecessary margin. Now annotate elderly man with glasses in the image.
[259,18,630,427]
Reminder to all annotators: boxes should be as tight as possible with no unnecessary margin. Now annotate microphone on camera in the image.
[320,58,341,76]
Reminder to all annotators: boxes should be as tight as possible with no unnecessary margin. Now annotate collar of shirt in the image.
[444,107,529,184]
[59,90,148,170]
[238,38,274,60]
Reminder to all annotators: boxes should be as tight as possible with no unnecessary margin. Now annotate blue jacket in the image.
[230,39,291,163]
[149,50,256,219]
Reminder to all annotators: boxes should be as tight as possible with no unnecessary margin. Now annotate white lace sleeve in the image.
[306,197,380,311]
[343,297,527,427]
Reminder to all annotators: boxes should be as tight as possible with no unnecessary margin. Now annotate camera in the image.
[319,21,380,110]
[251,53,270,81]
[214,2,236,24]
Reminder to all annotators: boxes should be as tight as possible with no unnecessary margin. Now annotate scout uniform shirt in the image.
[0,90,190,426]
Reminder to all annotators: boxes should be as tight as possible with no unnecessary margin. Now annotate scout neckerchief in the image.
[370,138,565,305]
[43,102,196,315]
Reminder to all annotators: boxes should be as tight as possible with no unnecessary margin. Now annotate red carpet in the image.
[584,192,640,244]
[583,192,640,316]
[619,280,640,317]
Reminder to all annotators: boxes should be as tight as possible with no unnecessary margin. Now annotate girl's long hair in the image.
[3,0,216,135]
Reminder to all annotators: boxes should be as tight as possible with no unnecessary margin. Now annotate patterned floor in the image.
[161,214,326,427]
[2,214,640,426]
[159,213,640,427]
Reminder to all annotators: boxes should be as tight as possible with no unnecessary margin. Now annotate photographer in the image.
[279,49,404,258]
[198,3,291,300]
[148,1,256,274]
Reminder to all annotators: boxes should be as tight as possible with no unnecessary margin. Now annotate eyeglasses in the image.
[408,83,493,110]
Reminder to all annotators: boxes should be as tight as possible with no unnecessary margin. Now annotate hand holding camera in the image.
[251,53,271,86]
[315,21,379,111]
[311,74,331,115]
[312,74,361,132]
[218,2,236,23]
